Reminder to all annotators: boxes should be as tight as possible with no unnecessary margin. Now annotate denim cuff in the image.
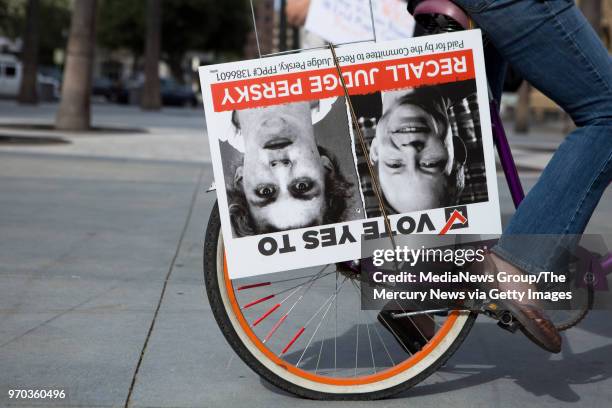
[490,244,550,276]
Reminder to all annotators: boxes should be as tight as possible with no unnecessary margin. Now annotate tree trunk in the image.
[167,54,183,85]
[141,0,161,110]
[279,0,288,51]
[131,51,140,78]
[18,0,40,105]
[55,0,97,130]
[580,0,603,36]
[514,81,531,134]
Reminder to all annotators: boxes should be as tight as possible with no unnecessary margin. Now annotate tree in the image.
[141,0,161,110]
[0,0,26,40]
[96,1,145,75]
[18,0,40,104]
[0,0,70,67]
[161,0,251,80]
[38,0,71,66]
[96,0,251,82]
[55,0,97,130]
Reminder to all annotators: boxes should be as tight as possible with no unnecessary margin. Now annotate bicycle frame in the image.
[490,100,526,207]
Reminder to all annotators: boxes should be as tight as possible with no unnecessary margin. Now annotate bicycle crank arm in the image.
[481,302,522,333]
[390,309,451,319]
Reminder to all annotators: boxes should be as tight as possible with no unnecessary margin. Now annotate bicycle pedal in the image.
[497,320,521,333]
[496,311,521,333]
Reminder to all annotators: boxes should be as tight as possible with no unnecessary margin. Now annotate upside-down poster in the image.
[199,30,501,279]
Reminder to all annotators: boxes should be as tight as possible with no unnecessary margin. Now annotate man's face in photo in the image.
[371,90,452,213]
[236,103,331,231]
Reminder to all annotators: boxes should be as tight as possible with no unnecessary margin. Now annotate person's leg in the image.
[453,0,612,274]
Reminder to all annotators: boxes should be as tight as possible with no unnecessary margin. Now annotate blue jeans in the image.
[452,0,612,273]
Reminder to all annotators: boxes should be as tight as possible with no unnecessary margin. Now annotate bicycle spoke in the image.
[350,279,377,374]
[314,313,332,374]
[262,265,331,345]
[390,298,431,344]
[346,279,413,356]
[289,278,347,360]
[237,271,337,291]
[370,314,395,366]
[376,312,413,357]
[304,284,345,328]
[236,282,271,290]
[281,327,305,355]
[240,268,335,310]
[263,314,288,343]
[243,294,274,309]
[406,314,430,344]
[252,303,281,327]
[354,322,359,377]
[252,285,302,327]
[365,320,376,374]
[334,269,338,374]
[268,271,337,294]
[425,312,442,329]
[296,294,336,365]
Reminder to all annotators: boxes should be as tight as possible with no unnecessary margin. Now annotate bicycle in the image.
[202,0,612,400]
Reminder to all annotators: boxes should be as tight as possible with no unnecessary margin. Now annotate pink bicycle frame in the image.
[414,0,471,29]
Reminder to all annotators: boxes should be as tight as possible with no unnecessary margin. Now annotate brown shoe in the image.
[476,253,562,353]
[500,300,562,353]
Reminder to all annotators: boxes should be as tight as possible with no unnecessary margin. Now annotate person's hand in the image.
[286,0,311,27]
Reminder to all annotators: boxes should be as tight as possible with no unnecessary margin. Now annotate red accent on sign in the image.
[439,210,467,235]
[210,50,475,112]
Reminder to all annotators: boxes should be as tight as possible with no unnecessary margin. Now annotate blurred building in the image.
[244,0,275,58]
[244,0,299,59]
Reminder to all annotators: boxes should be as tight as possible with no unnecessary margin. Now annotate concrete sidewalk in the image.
[1,102,611,407]
[0,152,208,407]
[0,101,209,164]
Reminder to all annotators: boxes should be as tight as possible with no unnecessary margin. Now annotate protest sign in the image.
[199,30,501,279]
[304,0,416,44]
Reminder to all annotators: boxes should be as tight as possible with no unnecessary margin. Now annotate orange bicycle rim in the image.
[223,253,461,386]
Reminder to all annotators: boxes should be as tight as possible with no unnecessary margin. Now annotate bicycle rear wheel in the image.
[204,202,477,399]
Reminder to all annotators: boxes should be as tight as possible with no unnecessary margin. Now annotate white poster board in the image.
[199,31,501,279]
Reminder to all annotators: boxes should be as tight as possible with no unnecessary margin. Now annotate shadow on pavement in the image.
[251,313,612,403]
[0,134,71,144]
[404,316,612,403]
[0,123,148,134]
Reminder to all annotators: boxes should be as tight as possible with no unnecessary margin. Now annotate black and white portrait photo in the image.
[352,80,488,217]
[219,98,365,238]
